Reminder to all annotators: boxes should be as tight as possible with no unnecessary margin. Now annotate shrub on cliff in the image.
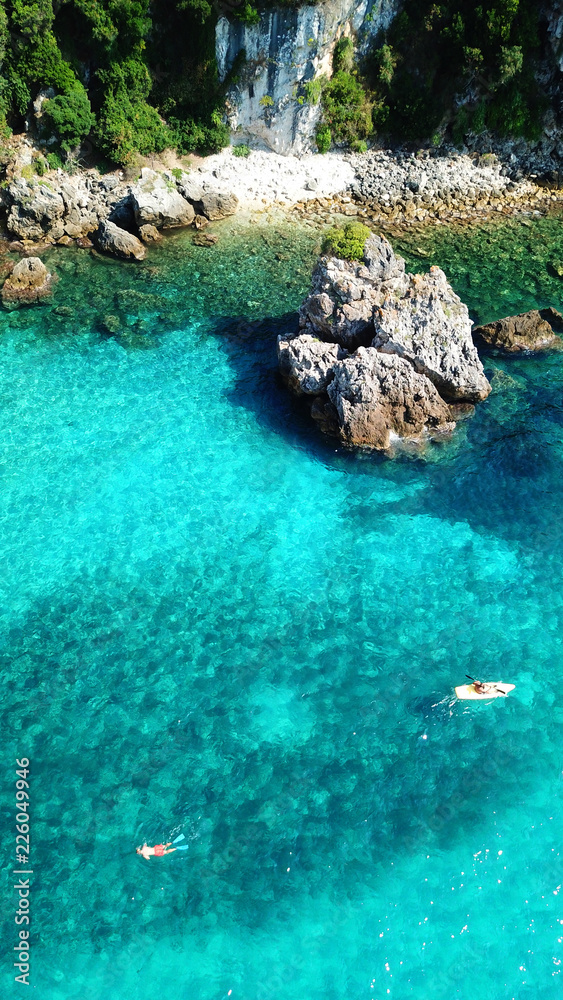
[367,0,545,143]
[322,223,372,262]
[321,71,373,147]
[95,94,170,165]
[43,85,95,152]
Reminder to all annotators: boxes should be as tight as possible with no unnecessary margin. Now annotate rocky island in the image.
[278,226,491,452]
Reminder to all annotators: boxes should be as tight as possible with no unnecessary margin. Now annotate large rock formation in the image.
[278,234,491,452]
[4,173,128,242]
[372,267,491,402]
[1,166,239,244]
[1,256,56,307]
[473,310,563,353]
[325,349,456,450]
[94,221,146,261]
[132,169,195,229]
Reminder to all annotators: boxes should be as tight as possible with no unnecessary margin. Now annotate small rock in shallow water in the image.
[139,224,162,243]
[1,256,57,308]
[192,232,219,247]
[94,221,146,261]
[101,314,122,335]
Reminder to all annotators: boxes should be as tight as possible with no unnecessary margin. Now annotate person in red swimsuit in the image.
[136,842,177,860]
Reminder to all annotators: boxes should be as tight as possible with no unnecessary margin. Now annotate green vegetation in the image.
[0,0,232,165]
[232,143,251,156]
[368,0,546,143]
[315,124,331,154]
[314,36,375,152]
[304,79,322,105]
[42,86,95,153]
[322,222,372,261]
[0,0,555,167]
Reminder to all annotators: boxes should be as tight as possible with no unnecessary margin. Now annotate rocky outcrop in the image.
[372,267,491,402]
[216,0,401,154]
[1,256,56,307]
[6,179,65,241]
[94,221,146,261]
[324,349,455,450]
[132,169,195,228]
[1,162,239,244]
[4,173,129,242]
[277,334,348,394]
[279,234,491,452]
[473,310,563,353]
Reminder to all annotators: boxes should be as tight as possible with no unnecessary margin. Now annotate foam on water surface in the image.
[1,212,563,1000]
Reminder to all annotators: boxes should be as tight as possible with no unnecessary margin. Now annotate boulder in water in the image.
[281,233,490,452]
[139,224,162,243]
[324,349,455,451]
[1,256,56,308]
[473,309,563,352]
[94,221,146,261]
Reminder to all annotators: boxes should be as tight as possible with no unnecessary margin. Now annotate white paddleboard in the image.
[455,682,515,700]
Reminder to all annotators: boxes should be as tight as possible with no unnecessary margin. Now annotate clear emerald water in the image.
[1,209,563,1000]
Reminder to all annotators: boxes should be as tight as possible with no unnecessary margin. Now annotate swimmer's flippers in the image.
[175,845,189,850]
[172,833,185,844]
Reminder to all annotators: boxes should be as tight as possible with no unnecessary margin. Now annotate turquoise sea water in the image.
[1,211,563,999]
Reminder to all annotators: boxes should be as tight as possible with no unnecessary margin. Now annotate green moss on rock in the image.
[322,222,372,262]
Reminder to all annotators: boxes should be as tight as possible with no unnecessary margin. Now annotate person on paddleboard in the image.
[472,680,507,696]
[137,842,177,860]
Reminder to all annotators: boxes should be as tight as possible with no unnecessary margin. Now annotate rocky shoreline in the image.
[1,138,563,264]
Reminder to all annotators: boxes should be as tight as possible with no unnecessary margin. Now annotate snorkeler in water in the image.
[136,842,176,860]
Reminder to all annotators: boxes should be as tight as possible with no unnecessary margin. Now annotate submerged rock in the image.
[1,256,56,307]
[281,233,490,453]
[192,231,219,247]
[473,309,563,352]
[94,221,146,261]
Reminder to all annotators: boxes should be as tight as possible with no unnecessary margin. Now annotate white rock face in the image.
[372,266,491,402]
[132,168,195,228]
[216,0,401,154]
[547,6,563,72]
[277,333,348,394]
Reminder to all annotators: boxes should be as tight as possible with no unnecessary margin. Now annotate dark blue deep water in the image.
[1,210,563,999]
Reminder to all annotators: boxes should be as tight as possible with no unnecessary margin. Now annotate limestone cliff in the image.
[216,0,401,154]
